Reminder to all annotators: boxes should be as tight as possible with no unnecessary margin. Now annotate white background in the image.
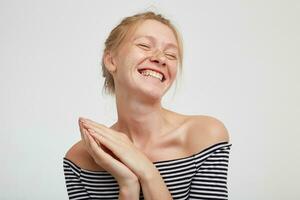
[1,0,299,199]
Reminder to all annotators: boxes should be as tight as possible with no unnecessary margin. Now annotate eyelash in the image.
[137,43,178,60]
[138,43,151,49]
[165,54,177,60]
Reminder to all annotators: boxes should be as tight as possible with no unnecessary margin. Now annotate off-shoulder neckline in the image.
[63,141,231,173]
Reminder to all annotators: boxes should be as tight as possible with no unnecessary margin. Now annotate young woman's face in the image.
[112,19,179,100]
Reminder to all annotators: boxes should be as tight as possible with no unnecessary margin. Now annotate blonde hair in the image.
[101,11,183,95]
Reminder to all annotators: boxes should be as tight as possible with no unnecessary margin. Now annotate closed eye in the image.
[165,53,177,60]
[137,43,151,50]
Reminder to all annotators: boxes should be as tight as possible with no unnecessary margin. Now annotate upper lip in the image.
[137,67,166,81]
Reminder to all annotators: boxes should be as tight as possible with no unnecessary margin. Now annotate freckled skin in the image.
[109,19,179,100]
[65,17,230,200]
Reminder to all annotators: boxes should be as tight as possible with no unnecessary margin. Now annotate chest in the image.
[141,126,191,163]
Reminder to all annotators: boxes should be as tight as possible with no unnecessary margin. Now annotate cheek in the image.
[123,49,146,67]
[131,49,148,62]
[115,52,145,78]
[169,62,178,77]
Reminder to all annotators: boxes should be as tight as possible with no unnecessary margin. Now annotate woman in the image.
[63,11,232,200]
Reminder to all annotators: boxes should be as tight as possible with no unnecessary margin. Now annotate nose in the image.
[149,49,166,67]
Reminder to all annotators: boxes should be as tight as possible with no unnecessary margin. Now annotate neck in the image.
[112,91,171,149]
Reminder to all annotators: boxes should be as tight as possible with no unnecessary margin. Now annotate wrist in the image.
[119,183,140,200]
[139,168,160,185]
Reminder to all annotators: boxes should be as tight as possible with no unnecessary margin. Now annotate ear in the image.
[103,51,117,74]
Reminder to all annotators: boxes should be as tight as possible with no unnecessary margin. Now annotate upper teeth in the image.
[140,69,164,81]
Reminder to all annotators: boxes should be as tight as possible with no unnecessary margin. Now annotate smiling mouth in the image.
[137,69,166,82]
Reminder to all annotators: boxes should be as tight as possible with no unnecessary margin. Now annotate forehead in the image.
[130,19,178,47]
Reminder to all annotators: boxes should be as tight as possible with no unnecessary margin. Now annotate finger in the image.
[82,122,121,143]
[87,129,115,153]
[80,125,85,141]
[81,121,105,134]
[85,130,124,169]
[87,129,124,161]
[87,132,108,159]
[80,118,106,130]
[87,136,134,179]
[81,119,118,137]
[78,119,87,140]
[80,118,122,140]
[82,129,93,155]
[85,129,109,157]
[87,129,119,160]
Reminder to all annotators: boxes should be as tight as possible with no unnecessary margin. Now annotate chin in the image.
[131,71,173,100]
[144,88,164,100]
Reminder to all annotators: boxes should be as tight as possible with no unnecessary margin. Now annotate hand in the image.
[79,117,156,180]
[78,117,139,187]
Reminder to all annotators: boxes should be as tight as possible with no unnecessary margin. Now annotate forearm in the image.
[139,169,172,200]
[118,182,140,200]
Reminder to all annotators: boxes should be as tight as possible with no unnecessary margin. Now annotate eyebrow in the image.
[133,35,178,50]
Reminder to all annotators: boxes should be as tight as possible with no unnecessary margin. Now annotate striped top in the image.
[63,141,232,200]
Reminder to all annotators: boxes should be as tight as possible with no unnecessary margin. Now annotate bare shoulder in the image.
[185,115,230,154]
[64,140,105,171]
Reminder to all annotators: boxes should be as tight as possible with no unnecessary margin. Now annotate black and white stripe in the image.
[63,142,232,200]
